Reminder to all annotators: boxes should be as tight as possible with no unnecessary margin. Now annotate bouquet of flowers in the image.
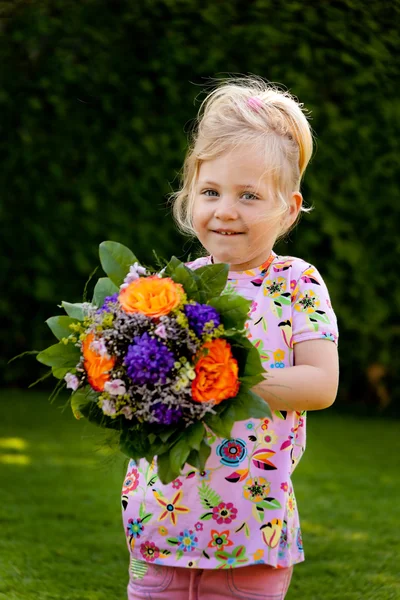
[37,241,270,483]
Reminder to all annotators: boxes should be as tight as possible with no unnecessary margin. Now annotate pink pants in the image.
[128,562,293,600]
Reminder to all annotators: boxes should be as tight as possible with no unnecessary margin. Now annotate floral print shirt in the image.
[121,252,339,570]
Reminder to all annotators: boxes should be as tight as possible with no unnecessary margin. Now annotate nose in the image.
[214,195,239,220]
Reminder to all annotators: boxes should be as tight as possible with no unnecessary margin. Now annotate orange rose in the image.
[82,333,116,392]
[119,276,184,318]
[192,338,239,404]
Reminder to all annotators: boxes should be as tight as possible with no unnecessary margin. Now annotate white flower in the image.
[90,338,110,358]
[120,262,147,289]
[101,399,117,416]
[64,373,79,391]
[104,379,126,396]
[120,406,134,420]
[154,324,167,339]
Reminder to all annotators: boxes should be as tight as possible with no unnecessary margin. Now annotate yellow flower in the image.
[253,549,264,561]
[260,519,283,548]
[158,526,168,536]
[273,349,285,362]
[153,490,190,526]
[243,477,270,503]
[263,277,286,298]
[294,290,320,314]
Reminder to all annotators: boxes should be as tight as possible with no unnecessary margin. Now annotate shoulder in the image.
[185,255,211,271]
[272,254,327,284]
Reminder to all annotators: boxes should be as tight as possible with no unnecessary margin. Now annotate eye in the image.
[242,192,258,201]
[202,189,219,197]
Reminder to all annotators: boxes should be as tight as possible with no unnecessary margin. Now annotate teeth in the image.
[219,232,235,235]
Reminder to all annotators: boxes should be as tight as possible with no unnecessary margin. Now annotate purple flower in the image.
[124,333,175,386]
[184,303,221,337]
[152,402,183,425]
[98,293,119,313]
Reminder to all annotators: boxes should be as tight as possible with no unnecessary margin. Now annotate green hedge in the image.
[1,0,399,412]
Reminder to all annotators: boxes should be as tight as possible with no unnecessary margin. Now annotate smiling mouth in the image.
[213,230,244,235]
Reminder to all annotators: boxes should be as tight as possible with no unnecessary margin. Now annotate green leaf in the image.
[200,512,214,520]
[99,241,138,286]
[167,537,179,545]
[198,482,222,510]
[141,513,153,524]
[169,436,191,475]
[52,366,70,379]
[208,294,251,330]
[197,440,212,471]
[204,412,234,439]
[227,334,265,384]
[158,427,179,443]
[157,451,181,485]
[176,550,184,560]
[225,390,271,422]
[37,342,80,369]
[168,261,200,298]
[194,263,229,301]
[93,277,119,307]
[61,301,85,320]
[187,440,212,471]
[258,498,282,510]
[186,422,205,451]
[70,386,94,419]
[46,316,78,340]
[277,295,291,306]
[311,311,330,324]
[139,502,146,519]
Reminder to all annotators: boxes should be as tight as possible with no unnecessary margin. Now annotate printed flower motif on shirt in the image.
[252,339,270,363]
[279,320,293,349]
[294,290,320,314]
[208,529,234,550]
[216,438,247,467]
[153,490,190,525]
[212,502,238,524]
[215,545,249,569]
[287,491,296,517]
[260,519,283,549]
[263,277,287,298]
[243,477,271,503]
[300,267,321,285]
[296,527,304,552]
[264,277,291,319]
[251,448,277,471]
[126,518,144,539]
[177,529,198,552]
[271,349,285,369]
[140,540,159,562]
[278,520,288,558]
[262,430,278,446]
[123,468,139,494]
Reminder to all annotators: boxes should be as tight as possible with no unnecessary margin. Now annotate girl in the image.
[122,77,339,599]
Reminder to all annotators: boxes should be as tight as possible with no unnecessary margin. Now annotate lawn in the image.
[1,390,399,600]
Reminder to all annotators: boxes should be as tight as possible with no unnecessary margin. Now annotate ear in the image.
[286,192,303,227]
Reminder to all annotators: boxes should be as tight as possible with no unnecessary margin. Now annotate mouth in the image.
[212,230,244,236]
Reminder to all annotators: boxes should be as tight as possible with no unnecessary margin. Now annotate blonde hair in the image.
[171,76,314,239]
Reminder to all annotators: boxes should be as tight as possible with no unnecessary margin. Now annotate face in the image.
[192,144,301,271]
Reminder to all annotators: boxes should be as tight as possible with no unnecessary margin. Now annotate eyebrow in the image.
[198,180,260,191]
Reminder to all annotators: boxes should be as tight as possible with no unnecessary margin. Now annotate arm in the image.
[253,339,339,412]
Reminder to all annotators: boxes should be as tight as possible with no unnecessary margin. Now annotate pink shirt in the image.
[121,252,339,569]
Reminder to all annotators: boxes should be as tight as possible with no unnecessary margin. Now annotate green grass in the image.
[1,390,399,600]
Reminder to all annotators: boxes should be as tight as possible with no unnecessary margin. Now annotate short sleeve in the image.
[292,264,339,346]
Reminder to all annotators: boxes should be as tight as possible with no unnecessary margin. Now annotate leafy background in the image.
[1,0,399,414]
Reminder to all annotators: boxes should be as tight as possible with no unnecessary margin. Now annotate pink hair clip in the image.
[247,96,263,112]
